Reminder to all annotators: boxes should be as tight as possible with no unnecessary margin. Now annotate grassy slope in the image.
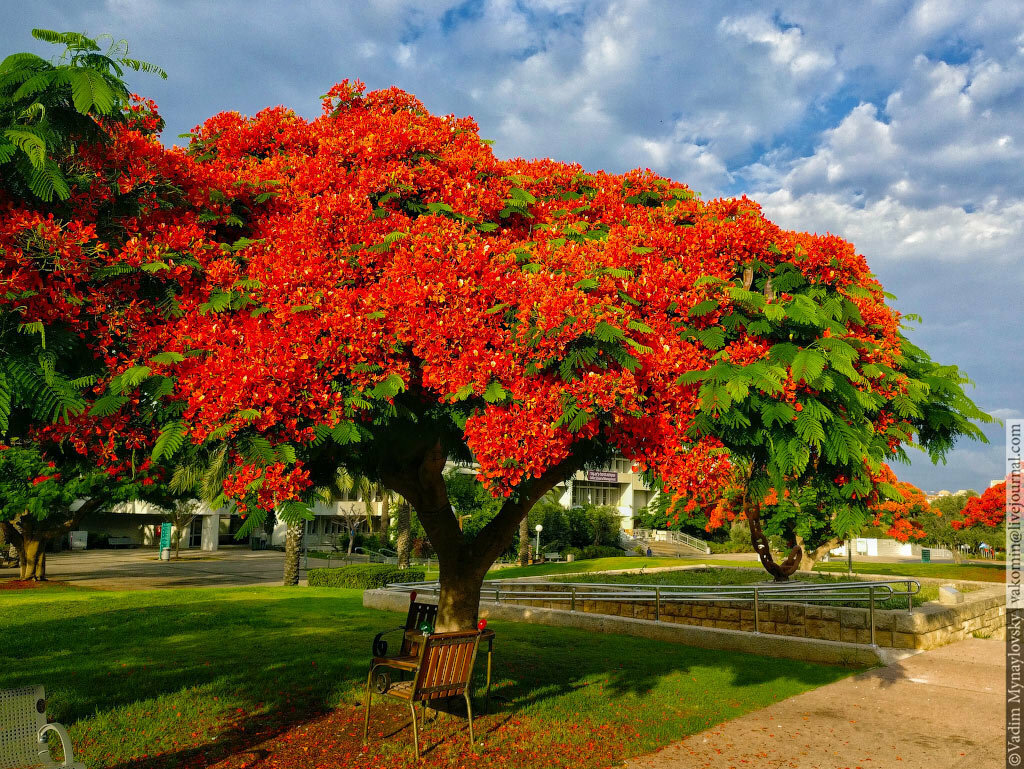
[0,585,850,768]
[814,560,1005,583]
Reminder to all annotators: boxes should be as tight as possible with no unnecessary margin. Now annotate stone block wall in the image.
[493,582,1005,650]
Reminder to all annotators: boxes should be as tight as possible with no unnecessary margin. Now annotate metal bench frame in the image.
[0,685,84,769]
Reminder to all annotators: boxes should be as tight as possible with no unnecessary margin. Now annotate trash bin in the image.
[921,548,930,563]
[160,548,171,561]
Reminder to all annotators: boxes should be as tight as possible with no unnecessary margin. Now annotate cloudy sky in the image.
[7,0,1022,493]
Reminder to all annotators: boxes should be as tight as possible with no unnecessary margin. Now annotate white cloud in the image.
[758,190,1024,263]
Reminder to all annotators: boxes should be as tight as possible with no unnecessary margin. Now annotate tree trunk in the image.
[283,520,303,586]
[396,500,411,569]
[795,534,840,572]
[19,537,46,581]
[435,563,487,632]
[518,516,530,566]
[379,438,584,630]
[347,530,355,555]
[746,500,801,582]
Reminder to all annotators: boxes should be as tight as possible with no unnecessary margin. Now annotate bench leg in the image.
[409,702,420,760]
[362,669,373,744]
[464,692,475,749]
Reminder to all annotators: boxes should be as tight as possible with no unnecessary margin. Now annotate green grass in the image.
[814,560,1005,583]
[551,567,938,609]
[486,556,711,579]
[0,585,851,768]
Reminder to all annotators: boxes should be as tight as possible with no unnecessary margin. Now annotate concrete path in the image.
[0,547,299,589]
[624,638,1004,769]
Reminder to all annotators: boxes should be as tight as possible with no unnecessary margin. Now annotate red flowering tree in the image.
[0,444,173,579]
[5,56,990,622]
[0,29,226,575]
[955,482,1006,529]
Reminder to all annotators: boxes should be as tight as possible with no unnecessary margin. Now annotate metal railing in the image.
[385,578,921,647]
[631,528,712,555]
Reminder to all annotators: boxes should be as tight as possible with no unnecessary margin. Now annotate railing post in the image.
[907,582,913,614]
[869,585,876,646]
[753,586,760,633]
[571,586,576,612]
[655,587,660,622]
[495,586,500,604]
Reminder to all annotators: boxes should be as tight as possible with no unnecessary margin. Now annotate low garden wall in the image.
[482,581,1005,649]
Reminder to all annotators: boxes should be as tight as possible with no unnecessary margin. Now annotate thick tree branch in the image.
[472,451,586,568]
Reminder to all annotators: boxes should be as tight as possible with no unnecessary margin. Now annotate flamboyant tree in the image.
[5,58,990,623]
[0,443,170,578]
[955,482,1006,529]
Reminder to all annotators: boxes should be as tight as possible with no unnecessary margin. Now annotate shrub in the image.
[307,564,425,589]
[581,545,624,560]
[709,540,754,554]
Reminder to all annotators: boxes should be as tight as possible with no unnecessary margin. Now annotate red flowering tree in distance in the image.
[955,482,1006,529]
[3,62,990,623]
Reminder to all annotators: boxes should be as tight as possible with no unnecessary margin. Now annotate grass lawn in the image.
[552,567,938,609]
[0,584,851,769]
[485,556,712,579]
[814,560,1005,583]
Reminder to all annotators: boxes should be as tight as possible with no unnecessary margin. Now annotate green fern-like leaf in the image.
[63,67,117,114]
[152,421,185,461]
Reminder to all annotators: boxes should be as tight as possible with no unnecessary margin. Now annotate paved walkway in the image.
[624,638,1004,769]
[0,547,298,589]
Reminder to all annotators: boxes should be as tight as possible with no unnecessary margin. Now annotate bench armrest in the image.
[371,625,406,657]
[39,722,77,766]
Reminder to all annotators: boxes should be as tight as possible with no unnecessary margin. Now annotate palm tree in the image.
[518,516,530,566]
[396,499,412,568]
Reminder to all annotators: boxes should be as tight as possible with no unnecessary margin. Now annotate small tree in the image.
[166,499,200,559]
[0,443,167,579]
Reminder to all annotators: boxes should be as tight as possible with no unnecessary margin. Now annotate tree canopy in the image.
[1,40,991,618]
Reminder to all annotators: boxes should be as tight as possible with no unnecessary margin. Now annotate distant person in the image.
[646,546,653,557]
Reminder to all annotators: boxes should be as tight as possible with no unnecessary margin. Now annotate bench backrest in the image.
[400,601,439,657]
[0,685,46,769]
[412,631,481,702]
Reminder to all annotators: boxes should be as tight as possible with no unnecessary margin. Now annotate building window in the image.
[572,482,620,508]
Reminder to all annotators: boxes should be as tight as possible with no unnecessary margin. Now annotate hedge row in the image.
[307,564,425,589]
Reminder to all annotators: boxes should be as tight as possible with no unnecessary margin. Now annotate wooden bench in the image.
[544,552,562,562]
[363,629,484,759]
[107,537,134,548]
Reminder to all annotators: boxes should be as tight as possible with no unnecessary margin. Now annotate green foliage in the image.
[0,28,165,202]
[306,564,424,589]
[675,259,991,560]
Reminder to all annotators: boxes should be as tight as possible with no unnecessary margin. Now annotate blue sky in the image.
[6,0,1022,493]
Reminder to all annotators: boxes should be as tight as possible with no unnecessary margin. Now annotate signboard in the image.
[159,523,173,551]
[586,470,618,483]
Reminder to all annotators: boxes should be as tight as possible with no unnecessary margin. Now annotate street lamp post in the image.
[535,524,543,560]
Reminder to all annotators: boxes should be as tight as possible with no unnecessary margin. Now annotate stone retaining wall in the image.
[472,581,1006,650]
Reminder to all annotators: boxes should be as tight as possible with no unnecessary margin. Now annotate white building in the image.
[830,538,954,560]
